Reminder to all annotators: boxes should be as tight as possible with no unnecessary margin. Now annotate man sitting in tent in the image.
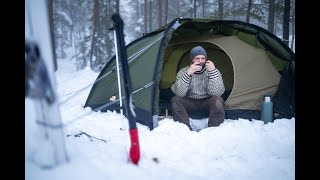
[170,46,225,130]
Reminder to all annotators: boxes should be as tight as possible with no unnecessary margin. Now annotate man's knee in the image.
[209,95,224,105]
[209,95,225,113]
[171,96,183,104]
[171,96,180,110]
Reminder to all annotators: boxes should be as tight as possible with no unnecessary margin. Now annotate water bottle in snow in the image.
[261,96,273,124]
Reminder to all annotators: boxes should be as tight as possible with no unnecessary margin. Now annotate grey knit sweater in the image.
[171,67,225,99]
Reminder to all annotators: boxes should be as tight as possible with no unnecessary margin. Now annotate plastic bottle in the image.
[261,96,273,124]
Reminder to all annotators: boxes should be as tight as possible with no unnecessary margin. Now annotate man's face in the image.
[192,55,206,64]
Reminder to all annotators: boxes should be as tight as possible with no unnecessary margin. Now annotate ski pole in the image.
[111,13,140,165]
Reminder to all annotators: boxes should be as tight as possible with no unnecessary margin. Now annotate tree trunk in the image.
[105,0,112,61]
[149,0,152,32]
[116,0,119,14]
[25,0,69,168]
[177,1,181,18]
[144,0,148,33]
[89,0,99,68]
[283,0,291,46]
[291,1,295,50]
[246,0,252,23]
[48,0,57,71]
[158,0,162,28]
[202,0,206,18]
[136,0,140,35]
[194,0,197,18]
[268,0,275,33]
[232,0,236,20]
[218,0,223,20]
[165,0,168,24]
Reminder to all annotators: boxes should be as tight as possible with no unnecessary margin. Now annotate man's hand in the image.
[187,63,203,76]
[205,60,215,71]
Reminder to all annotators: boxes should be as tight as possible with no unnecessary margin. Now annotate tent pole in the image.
[113,29,123,115]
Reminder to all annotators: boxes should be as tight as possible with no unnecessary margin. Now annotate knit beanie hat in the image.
[189,46,207,61]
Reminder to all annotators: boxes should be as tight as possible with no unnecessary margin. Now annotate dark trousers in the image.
[171,95,225,130]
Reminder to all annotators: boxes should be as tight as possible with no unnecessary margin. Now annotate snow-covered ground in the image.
[25,58,295,180]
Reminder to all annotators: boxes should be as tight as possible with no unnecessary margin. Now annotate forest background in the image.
[48,0,295,72]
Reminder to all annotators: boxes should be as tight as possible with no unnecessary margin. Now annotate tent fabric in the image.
[161,34,281,110]
[84,18,295,130]
[272,63,295,119]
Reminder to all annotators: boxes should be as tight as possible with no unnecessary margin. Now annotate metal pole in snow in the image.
[113,29,123,115]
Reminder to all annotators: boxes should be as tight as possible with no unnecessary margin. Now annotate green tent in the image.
[84,18,295,130]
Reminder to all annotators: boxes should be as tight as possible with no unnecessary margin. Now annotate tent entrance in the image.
[158,41,234,117]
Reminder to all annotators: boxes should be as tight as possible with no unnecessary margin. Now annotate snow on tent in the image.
[84,18,295,130]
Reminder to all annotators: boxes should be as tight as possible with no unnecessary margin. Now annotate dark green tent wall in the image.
[84,18,295,130]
